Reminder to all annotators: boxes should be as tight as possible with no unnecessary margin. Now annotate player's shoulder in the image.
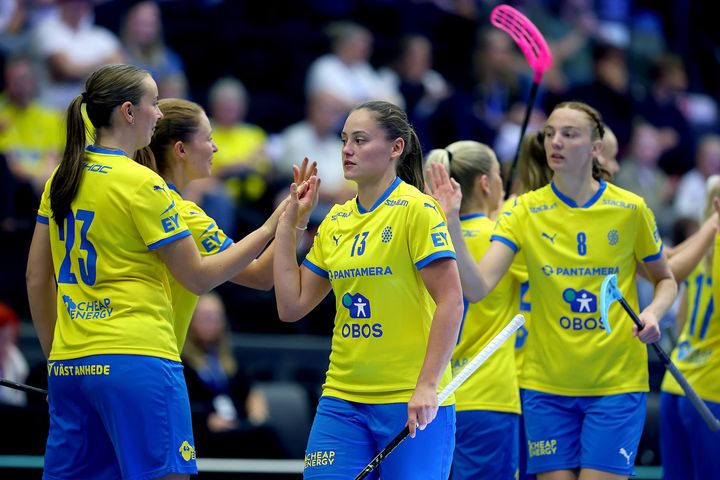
[600,181,647,209]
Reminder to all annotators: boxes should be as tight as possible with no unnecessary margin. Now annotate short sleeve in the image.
[635,201,664,263]
[130,178,190,250]
[491,198,524,253]
[37,175,53,224]
[182,202,233,256]
[303,215,330,278]
[407,196,456,269]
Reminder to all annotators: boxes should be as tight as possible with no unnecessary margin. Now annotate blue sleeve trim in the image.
[218,237,234,252]
[415,250,456,269]
[642,244,664,263]
[302,259,329,278]
[490,235,518,253]
[36,215,49,225]
[147,229,192,250]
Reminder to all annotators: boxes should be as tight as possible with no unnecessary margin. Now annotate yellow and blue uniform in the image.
[660,250,720,480]
[451,212,522,480]
[302,177,457,479]
[37,146,197,479]
[165,183,233,352]
[492,180,662,475]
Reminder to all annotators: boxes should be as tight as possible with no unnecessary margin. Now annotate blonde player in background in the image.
[426,141,522,479]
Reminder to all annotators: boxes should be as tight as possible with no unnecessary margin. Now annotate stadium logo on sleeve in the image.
[562,288,597,313]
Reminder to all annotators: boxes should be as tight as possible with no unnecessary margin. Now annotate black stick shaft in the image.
[504,81,540,196]
[0,378,47,395]
[353,426,410,480]
[617,297,720,432]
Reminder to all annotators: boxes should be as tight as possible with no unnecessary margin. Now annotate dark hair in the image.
[148,98,204,175]
[551,101,612,181]
[517,131,553,193]
[351,100,424,191]
[50,64,150,222]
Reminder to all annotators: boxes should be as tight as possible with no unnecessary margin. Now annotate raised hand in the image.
[426,163,462,219]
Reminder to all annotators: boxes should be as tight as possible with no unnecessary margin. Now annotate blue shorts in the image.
[518,413,536,480]
[521,389,645,476]
[304,396,455,479]
[44,354,197,480]
[660,392,720,480]
[452,410,518,480]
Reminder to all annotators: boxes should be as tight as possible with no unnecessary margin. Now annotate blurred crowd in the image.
[1,0,720,462]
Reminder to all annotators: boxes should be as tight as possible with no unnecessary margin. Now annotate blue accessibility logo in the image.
[562,288,597,313]
[341,293,371,318]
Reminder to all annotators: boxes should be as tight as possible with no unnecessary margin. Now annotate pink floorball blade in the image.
[490,4,554,83]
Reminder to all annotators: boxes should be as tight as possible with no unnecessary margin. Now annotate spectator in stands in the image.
[120,1,188,99]
[637,54,696,176]
[379,34,451,142]
[31,0,123,110]
[275,90,354,221]
[674,134,720,221]
[614,121,675,235]
[598,123,620,177]
[562,42,636,148]
[0,301,28,407]
[0,54,64,228]
[183,292,283,458]
[305,21,403,111]
[187,76,271,238]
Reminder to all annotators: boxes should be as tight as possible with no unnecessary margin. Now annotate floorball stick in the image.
[490,4,553,195]
[353,314,526,480]
[600,274,720,432]
[0,378,47,396]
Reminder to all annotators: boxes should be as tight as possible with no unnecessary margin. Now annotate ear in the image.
[390,137,405,162]
[173,140,186,159]
[120,101,134,125]
[476,174,490,195]
[591,139,603,158]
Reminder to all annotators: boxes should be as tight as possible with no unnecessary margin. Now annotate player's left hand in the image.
[406,384,438,438]
[635,310,661,344]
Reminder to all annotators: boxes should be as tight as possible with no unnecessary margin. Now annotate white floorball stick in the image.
[354,314,526,480]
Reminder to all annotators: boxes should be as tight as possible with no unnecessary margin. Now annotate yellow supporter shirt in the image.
[37,146,190,361]
[492,180,663,396]
[304,178,457,404]
[0,98,65,177]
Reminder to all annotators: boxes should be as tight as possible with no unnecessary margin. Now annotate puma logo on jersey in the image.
[153,185,167,193]
[423,202,438,212]
[618,448,633,465]
[541,232,557,244]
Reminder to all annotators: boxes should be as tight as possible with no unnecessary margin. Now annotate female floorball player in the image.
[25,65,296,480]
[425,141,523,480]
[659,175,720,480]
[274,100,464,479]
[429,101,676,480]
[147,98,317,351]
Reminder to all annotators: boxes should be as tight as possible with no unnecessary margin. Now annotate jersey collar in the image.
[86,145,131,157]
[356,176,402,214]
[166,183,182,196]
[459,212,487,221]
[550,179,606,209]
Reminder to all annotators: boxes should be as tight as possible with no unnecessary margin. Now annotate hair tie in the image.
[80,91,88,103]
[445,149,453,164]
